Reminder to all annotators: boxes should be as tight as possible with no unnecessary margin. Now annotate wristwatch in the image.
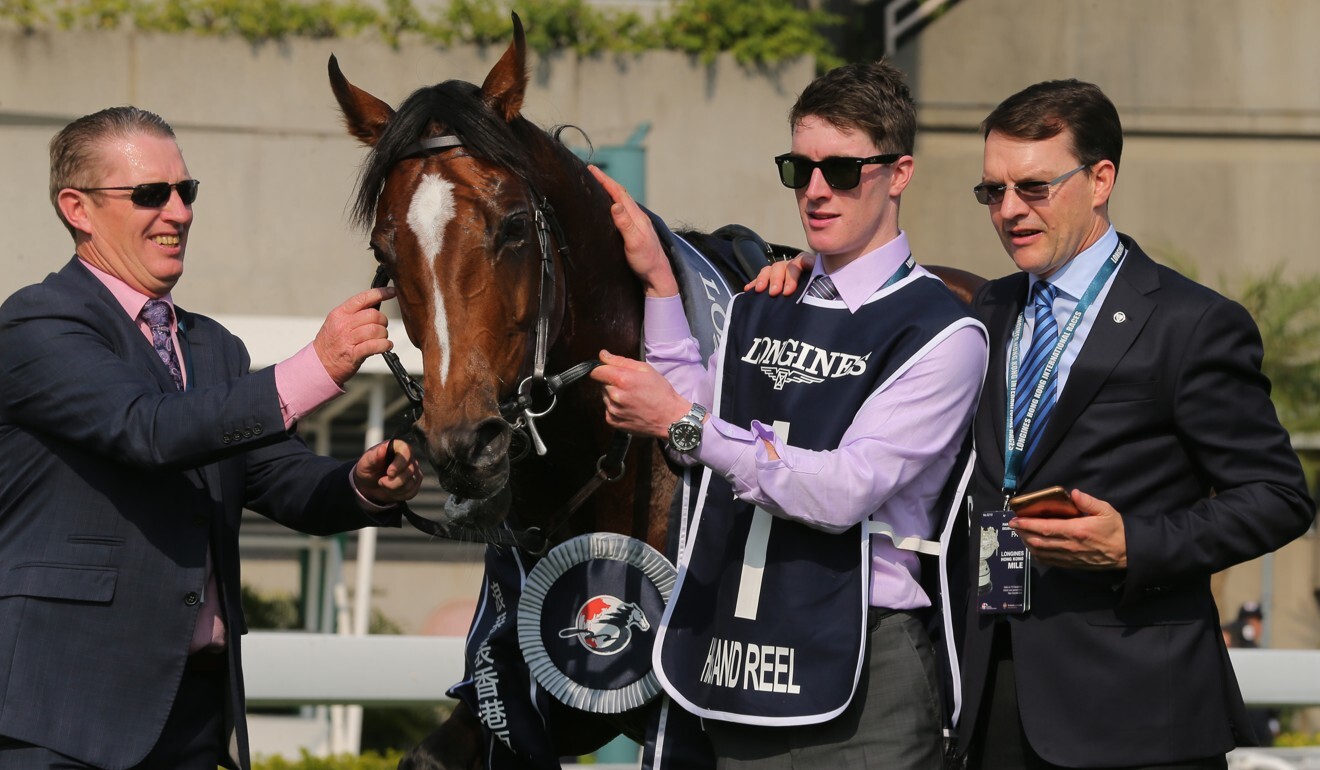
[667,403,708,453]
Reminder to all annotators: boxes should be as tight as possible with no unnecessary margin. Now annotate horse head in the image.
[329,15,640,533]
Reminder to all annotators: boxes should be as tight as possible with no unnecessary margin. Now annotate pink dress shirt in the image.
[82,260,347,651]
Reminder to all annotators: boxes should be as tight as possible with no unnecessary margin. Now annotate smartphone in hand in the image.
[1008,486,1081,518]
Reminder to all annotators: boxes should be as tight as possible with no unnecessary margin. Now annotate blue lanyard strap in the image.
[877,253,915,291]
[1002,241,1125,495]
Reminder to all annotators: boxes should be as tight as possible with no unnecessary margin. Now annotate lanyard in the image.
[885,253,916,289]
[1001,241,1125,496]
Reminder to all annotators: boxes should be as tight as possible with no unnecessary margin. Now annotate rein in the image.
[369,133,632,554]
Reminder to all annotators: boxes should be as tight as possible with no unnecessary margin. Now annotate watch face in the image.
[669,420,701,451]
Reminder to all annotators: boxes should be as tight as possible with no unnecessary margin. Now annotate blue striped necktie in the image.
[1013,281,1060,462]
[806,274,840,300]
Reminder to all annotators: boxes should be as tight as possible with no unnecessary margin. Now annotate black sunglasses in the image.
[76,179,200,207]
[774,153,903,191]
[972,165,1086,205]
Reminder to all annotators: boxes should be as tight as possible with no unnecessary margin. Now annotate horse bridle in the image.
[369,134,631,554]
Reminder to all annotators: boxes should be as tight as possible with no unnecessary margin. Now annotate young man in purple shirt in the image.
[589,61,987,769]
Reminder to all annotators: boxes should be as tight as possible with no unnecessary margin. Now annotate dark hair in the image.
[981,79,1122,172]
[49,106,177,236]
[789,60,915,156]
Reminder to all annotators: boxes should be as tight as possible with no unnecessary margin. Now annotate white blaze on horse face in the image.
[407,173,456,387]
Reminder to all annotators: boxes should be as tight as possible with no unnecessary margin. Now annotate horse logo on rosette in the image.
[559,595,651,656]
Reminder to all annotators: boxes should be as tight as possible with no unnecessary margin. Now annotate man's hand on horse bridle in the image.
[745,252,814,296]
[314,286,397,387]
[353,438,425,507]
[588,164,679,299]
[590,350,692,440]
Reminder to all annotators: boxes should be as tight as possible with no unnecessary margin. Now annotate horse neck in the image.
[512,133,656,543]
[526,136,644,367]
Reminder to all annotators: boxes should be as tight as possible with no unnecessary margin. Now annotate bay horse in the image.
[330,16,685,768]
[329,14,984,769]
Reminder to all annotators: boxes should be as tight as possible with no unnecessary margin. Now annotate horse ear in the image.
[328,54,395,147]
[479,12,528,123]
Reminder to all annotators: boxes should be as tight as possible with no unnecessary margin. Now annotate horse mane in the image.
[351,79,559,230]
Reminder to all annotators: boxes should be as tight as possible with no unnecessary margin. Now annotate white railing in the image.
[244,633,465,706]
[242,635,1320,766]
[243,634,1320,707]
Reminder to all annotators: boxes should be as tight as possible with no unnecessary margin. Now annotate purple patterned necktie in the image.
[142,299,184,391]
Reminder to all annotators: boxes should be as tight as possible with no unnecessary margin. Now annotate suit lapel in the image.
[1022,240,1159,482]
[63,259,183,394]
[977,273,1029,480]
[177,310,228,489]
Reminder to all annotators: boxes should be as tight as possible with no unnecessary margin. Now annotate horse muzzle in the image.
[417,417,512,500]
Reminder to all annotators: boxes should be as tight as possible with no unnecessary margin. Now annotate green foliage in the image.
[1,0,836,66]
[252,749,405,770]
[1275,730,1320,747]
[660,0,842,69]
[361,702,451,755]
[242,584,303,630]
[1159,253,1320,435]
[1230,267,1320,433]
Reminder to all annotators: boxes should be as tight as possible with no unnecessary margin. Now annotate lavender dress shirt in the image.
[645,233,987,610]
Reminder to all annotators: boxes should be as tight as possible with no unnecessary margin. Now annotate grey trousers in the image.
[703,609,944,770]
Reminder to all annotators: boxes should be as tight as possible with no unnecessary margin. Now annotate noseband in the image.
[370,134,630,554]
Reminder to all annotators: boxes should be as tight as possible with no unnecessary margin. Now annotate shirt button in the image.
[184,592,200,606]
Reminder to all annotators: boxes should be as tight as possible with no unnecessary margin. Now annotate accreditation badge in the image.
[517,533,677,713]
[977,509,1031,614]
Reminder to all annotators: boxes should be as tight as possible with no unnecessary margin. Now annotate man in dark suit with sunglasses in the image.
[590,60,987,769]
[0,106,425,770]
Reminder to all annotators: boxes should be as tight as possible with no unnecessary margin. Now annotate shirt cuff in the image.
[274,343,345,429]
[644,295,693,343]
[348,466,398,516]
[691,415,758,477]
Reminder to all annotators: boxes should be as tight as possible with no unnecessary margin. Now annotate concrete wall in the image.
[0,30,814,315]
[900,0,1320,651]
[4,0,1317,645]
[899,0,1320,282]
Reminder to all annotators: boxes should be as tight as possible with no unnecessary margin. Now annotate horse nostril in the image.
[471,419,511,468]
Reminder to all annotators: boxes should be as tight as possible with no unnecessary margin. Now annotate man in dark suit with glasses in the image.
[751,77,1313,770]
[953,78,1313,770]
[0,106,425,770]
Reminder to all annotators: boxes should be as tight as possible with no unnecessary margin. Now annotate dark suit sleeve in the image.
[0,294,285,471]
[1122,296,1313,596]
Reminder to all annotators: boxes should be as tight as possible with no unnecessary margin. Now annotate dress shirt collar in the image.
[801,230,912,313]
[1028,225,1119,301]
[79,258,177,325]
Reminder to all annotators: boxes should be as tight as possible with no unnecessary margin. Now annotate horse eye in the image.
[369,235,397,267]
[501,215,530,244]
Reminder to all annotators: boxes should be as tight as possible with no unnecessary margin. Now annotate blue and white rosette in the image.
[517,533,677,714]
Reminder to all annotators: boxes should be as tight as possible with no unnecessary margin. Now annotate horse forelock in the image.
[352,79,556,231]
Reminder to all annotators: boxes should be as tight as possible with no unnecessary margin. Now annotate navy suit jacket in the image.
[950,236,1313,766]
[0,258,399,770]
